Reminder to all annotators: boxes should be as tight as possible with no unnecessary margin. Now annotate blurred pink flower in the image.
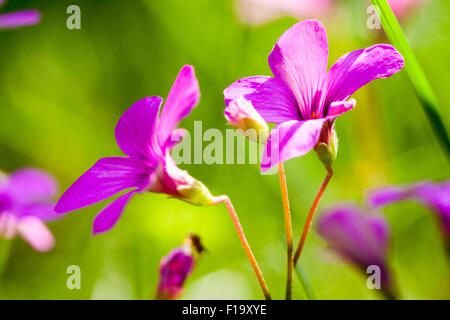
[318,205,394,294]
[235,0,332,26]
[0,0,41,29]
[235,0,429,26]
[0,169,59,252]
[387,0,429,18]
[156,234,204,300]
[368,180,450,242]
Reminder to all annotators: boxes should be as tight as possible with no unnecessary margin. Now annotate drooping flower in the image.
[234,0,428,26]
[0,0,41,29]
[156,234,204,300]
[0,169,59,252]
[224,96,269,143]
[55,65,217,235]
[224,20,404,171]
[368,180,450,241]
[317,205,393,294]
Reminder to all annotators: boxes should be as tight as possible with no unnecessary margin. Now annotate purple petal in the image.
[326,99,356,117]
[164,128,187,151]
[412,182,450,215]
[324,44,404,107]
[17,216,55,252]
[224,76,300,123]
[17,202,59,222]
[7,168,58,203]
[317,205,390,271]
[261,119,325,172]
[367,186,410,207]
[115,96,163,163]
[268,20,329,118]
[158,65,200,148]
[92,190,136,234]
[0,10,41,29]
[55,157,150,213]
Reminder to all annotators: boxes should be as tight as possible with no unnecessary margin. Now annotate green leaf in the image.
[370,0,450,160]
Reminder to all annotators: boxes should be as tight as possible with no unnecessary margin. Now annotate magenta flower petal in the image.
[7,168,58,202]
[16,216,55,252]
[115,96,163,163]
[368,186,409,207]
[55,157,150,213]
[92,190,136,234]
[0,10,41,29]
[224,76,300,123]
[261,119,325,171]
[369,181,450,239]
[326,99,356,117]
[318,206,392,290]
[268,20,329,118]
[18,202,59,222]
[324,44,404,105]
[158,65,200,148]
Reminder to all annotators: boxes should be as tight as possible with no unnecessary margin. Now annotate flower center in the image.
[310,111,320,119]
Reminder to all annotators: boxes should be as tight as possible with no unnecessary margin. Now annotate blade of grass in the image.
[370,0,450,160]
[294,264,315,300]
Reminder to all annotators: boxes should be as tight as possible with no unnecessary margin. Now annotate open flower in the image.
[55,65,217,234]
[224,20,404,171]
[0,169,59,252]
[0,0,41,29]
[156,234,204,300]
[368,180,450,241]
[317,205,393,294]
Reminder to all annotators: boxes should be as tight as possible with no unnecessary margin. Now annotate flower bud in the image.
[224,97,269,143]
[156,234,205,300]
[316,129,338,169]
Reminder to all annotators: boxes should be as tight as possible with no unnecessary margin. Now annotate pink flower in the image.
[55,65,218,235]
[224,20,404,171]
[0,169,59,252]
[318,205,393,293]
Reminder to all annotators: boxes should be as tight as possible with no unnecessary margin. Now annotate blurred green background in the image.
[0,0,449,299]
